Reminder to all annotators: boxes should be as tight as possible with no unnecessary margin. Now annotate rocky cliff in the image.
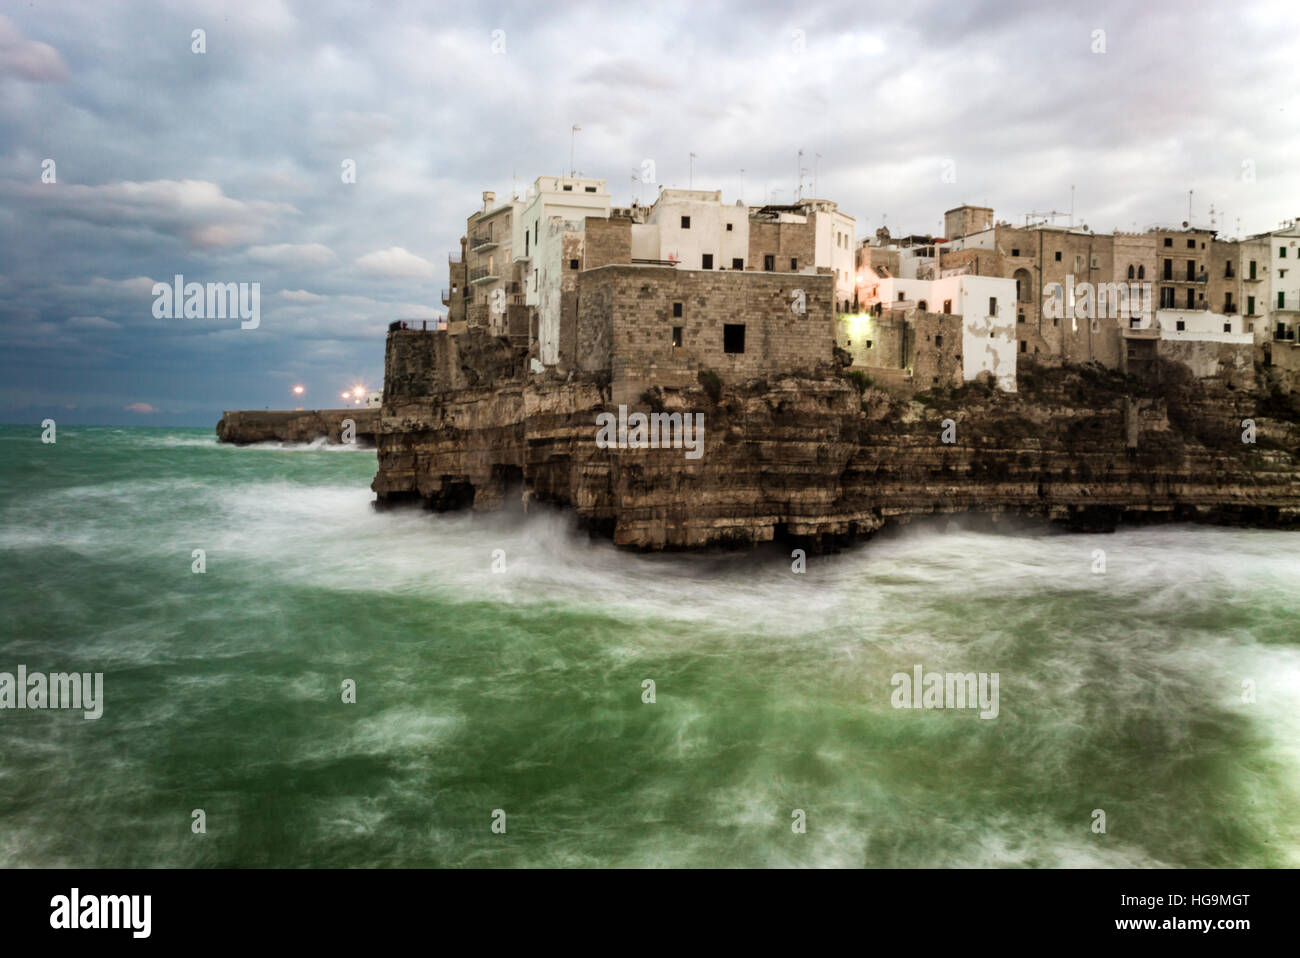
[372,329,1300,550]
[216,409,379,446]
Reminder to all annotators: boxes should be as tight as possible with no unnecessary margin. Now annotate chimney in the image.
[482,191,496,211]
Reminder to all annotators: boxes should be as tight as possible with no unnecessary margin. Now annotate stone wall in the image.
[583,215,632,268]
[383,326,524,398]
[577,265,836,404]
[748,218,816,272]
[911,312,965,389]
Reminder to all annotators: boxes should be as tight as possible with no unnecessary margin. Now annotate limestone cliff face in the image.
[372,329,1300,550]
[216,409,379,445]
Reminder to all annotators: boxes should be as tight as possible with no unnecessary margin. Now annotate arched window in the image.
[917,299,928,311]
[1138,265,1145,279]
[1127,265,1135,280]
[1013,268,1033,303]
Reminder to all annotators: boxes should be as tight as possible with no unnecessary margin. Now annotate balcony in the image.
[469,233,498,252]
[468,267,498,285]
[449,253,463,265]
[440,289,451,306]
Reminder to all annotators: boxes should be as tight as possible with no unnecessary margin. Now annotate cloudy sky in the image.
[3,0,1298,426]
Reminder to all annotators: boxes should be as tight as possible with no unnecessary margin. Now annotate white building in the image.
[513,176,613,365]
[857,271,1019,391]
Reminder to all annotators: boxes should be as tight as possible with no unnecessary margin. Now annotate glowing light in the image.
[292,385,305,395]
[341,390,351,399]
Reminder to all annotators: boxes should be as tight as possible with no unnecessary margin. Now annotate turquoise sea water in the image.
[1,424,1297,867]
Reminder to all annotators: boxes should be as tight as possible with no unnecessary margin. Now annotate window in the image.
[585,186,596,193]
[1164,237,1173,247]
[1187,239,1195,249]
[702,253,714,269]
[1223,322,1232,333]
[569,259,580,270]
[533,268,538,290]
[1128,265,1135,279]
[1163,259,1172,280]
[1186,260,1196,281]
[1279,292,1286,309]
[1020,340,1027,353]
[943,299,952,314]
[723,324,745,353]
[989,297,998,316]
[672,302,683,318]
[525,232,529,256]
[1011,248,1020,257]
[917,300,927,311]
[1160,287,1174,308]
[898,291,905,301]
[1175,320,1186,331]
[1138,265,1145,280]
[1054,251,1062,261]
[726,223,733,232]
[1248,296,1255,315]
[1091,256,1099,268]
[764,255,775,271]
[681,216,691,229]
[865,340,873,349]
[562,185,572,191]
[790,258,798,270]
[1282,247,1288,258]
[732,258,744,270]
[1018,313,1025,324]
[672,326,683,348]
[534,223,538,244]
[1186,289,1194,309]
[1249,260,1257,279]
[935,335,943,348]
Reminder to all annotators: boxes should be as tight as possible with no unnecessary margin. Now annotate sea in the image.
[1,425,1297,867]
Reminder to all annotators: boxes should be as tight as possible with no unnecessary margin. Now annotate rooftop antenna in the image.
[1070,184,1075,227]
[796,150,803,200]
[689,152,697,189]
[739,168,745,205]
[1188,189,1193,224]
[569,125,581,177]
[814,153,821,198]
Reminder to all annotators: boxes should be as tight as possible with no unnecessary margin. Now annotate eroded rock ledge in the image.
[372,330,1300,550]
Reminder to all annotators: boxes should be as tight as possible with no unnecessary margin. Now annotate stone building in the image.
[443,175,855,381]
[576,265,836,406]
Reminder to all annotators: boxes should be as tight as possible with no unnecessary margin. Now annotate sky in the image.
[2,0,1299,426]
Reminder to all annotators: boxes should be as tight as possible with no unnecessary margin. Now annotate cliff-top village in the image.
[423,174,1300,405]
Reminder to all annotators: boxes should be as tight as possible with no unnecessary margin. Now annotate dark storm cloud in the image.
[1,0,1297,425]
